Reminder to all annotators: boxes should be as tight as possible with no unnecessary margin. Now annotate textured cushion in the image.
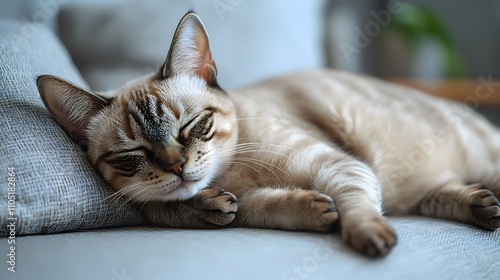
[58,0,326,91]
[0,20,142,236]
[5,217,499,280]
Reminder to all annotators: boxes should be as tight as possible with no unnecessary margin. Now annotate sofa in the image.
[1,1,498,279]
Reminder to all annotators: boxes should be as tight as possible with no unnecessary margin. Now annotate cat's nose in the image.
[169,158,185,177]
[157,156,186,176]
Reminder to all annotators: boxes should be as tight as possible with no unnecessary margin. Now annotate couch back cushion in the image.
[58,0,326,91]
[0,20,142,236]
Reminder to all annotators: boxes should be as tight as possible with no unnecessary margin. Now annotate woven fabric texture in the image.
[0,20,142,236]
[5,217,500,280]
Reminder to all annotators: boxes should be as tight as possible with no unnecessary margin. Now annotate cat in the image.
[37,12,500,258]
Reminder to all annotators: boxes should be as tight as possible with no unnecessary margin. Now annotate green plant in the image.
[388,3,467,78]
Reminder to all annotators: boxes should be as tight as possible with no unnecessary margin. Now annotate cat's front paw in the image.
[469,184,500,230]
[296,191,339,232]
[342,216,397,258]
[192,187,238,226]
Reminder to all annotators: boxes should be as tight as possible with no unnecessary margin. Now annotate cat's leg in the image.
[143,187,237,229]
[233,188,339,232]
[311,155,397,258]
[484,171,500,200]
[414,182,500,230]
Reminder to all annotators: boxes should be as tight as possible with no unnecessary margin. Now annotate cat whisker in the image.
[256,142,316,166]
[130,187,153,204]
[232,148,294,164]
[212,168,231,180]
[109,187,142,205]
[219,142,313,166]
[105,183,144,204]
[235,117,268,121]
[219,160,263,176]
[121,183,151,206]
[210,145,294,180]
[233,156,289,175]
[105,184,137,198]
[98,110,125,128]
[232,156,286,184]
[209,149,289,179]
[137,188,162,214]
[107,182,141,196]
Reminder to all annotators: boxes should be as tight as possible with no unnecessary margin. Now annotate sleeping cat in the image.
[37,12,500,258]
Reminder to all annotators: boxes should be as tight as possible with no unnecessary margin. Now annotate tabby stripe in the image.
[194,112,214,139]
[134,99,151,126]
[180,116,196,132]
[94,146,147,166]
[120,119,136,141]
[203,131,216,142]
[117,97,136,141]
[138,94,157,124]
[201,118,215,141]
[129,110,147,137]
[202,115,214,134]
[114,170,138,178]
[156,98,165,120]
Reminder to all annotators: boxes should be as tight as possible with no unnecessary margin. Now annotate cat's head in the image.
[37,12,238,202]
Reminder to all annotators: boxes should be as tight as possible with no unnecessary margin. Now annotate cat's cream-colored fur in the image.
[37,12,500,258]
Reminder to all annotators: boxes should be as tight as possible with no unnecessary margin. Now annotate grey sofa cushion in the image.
[0,20,142,236]
[6,217,500,280]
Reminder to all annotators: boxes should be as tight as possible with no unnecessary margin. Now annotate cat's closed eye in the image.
[105,151,148,175]
[181,109,215,142]
[106,154,145,176]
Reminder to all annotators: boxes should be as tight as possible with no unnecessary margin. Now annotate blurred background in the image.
[1,0,499,116]
[327,0,500,79]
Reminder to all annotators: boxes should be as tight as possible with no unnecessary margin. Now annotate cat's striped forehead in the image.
[114,75,217,145]
[125,88,179,144]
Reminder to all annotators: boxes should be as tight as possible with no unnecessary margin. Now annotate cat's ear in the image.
[160,12,218,86]
[37,75,112,151]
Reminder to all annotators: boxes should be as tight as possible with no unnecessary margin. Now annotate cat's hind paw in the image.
[192,187,238,226]
[469,184,500,230]
[342,216,397,258]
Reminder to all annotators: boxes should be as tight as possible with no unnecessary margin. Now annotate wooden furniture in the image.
[388,79,500,105]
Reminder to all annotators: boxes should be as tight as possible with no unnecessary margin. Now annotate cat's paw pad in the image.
[297,191,339,232]
[469,185,500,230]
[342,216,397,258]
[192,187,237,226]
